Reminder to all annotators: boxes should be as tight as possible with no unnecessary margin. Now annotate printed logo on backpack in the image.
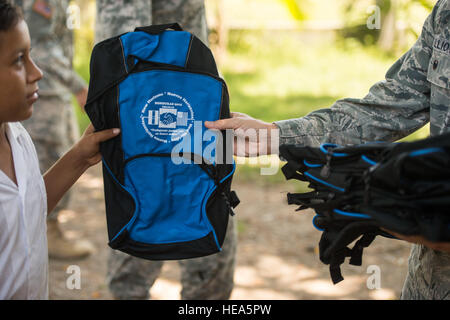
[85,23,240,260]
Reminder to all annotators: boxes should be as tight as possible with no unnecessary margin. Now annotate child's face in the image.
[0,19,43,123]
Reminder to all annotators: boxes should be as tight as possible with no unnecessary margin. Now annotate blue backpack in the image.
[85,23,239,260]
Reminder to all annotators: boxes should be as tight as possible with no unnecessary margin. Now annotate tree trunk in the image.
[377,0,397,52]
[213,0,228,62]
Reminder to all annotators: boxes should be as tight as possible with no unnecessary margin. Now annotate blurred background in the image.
[50,0,437,300]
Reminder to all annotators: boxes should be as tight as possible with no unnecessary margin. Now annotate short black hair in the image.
[0,0,23,32]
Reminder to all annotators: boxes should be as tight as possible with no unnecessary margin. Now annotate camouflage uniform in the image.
[95,0,208,44]
[16,0,86,220]
[274,0,450,300]
[96,0,238,300]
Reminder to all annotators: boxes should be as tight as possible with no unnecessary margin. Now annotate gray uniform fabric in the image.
[95,0,208,44]
[16,0,86,220]
[274,0,450,300]
[107,220,237,300]
[96,0,237,300]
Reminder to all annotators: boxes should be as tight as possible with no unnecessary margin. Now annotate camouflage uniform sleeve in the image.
[32,45,87,95]
[22,0,87,95]
[95,0,208,45]
[273,0,444,148]
[95,0,152,43]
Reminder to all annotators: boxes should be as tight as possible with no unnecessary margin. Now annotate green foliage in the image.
[222,30,395,121]
[72,96,90,134]
[279,0,308,21]
[339,0,433,53]
[72,0,96,133]
[410,0,435,11]
[72,42,92,133]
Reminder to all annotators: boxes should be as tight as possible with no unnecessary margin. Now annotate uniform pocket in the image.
[427,44,450,135]
[426,47,449,90]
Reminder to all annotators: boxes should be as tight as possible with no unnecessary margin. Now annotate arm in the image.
[205,40,434,155]
[43,124,120,214]
[22,0,88,107]
[31,44,88,101]
[382,229,450,253]
[206,1,440,153]
[273,3,438,148]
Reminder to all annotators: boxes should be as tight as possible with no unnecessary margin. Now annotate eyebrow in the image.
[13,47,28,54]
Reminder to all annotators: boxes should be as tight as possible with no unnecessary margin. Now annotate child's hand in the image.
[44,124,120,213]
[73,124,120,168]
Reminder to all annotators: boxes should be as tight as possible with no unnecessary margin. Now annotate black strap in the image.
[328,231,378,284]
[349,233,377,266]
[319,230,350,284]
[281,162,306,181]
[319,221,381,284]
[135,23,183,35]
[329,247,352,284]
[287,192,318,205]
[221,190,240,216]
[323,221,379,259]
[228,190,240,208]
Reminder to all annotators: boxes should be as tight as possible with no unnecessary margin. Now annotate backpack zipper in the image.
[129,60,230,120]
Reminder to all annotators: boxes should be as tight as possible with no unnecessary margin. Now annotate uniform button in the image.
[432,60,438,70]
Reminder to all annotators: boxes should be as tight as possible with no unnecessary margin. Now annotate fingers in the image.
[230,111,251,118]
[91,127,121,143]
[205,111,254,129]
[87,153,103,166]
[204,118,240,130]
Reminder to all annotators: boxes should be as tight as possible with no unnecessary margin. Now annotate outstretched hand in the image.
[204,112,279,157]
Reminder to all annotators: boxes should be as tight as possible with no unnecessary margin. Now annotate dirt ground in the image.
[48,164,412,300]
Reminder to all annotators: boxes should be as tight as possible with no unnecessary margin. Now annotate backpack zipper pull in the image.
[321,151,333,178]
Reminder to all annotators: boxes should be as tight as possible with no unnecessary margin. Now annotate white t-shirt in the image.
[0,122,48,299]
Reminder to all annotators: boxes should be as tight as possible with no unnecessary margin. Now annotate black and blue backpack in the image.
[85,23,239,260]
[280,132,450,284]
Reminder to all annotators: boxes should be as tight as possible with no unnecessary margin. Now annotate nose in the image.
[27,56,43,84]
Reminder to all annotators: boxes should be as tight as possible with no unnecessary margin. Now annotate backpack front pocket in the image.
[123,154,218,245]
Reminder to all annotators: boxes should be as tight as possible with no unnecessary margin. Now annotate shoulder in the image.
[430,0,449,32]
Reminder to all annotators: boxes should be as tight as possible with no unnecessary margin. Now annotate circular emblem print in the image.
[140,91,195,143]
